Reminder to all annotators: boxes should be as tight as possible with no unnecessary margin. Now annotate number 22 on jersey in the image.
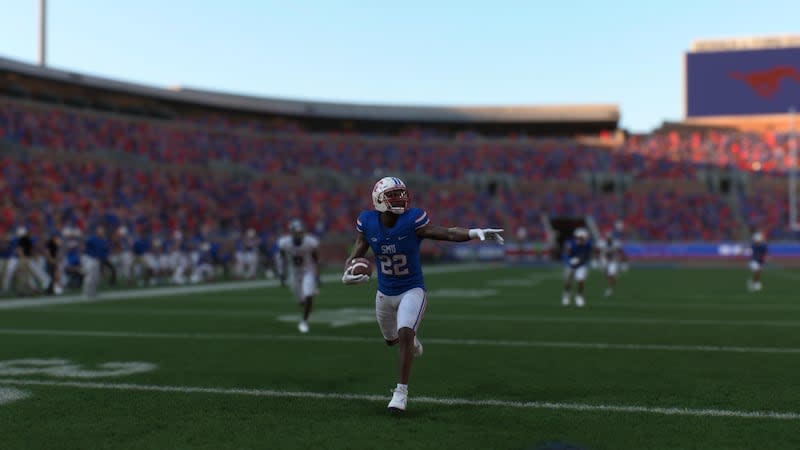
[379,254,409,275]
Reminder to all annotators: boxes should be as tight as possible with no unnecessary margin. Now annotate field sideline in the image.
[1,265,799,450]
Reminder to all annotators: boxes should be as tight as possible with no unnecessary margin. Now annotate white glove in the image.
[469,228,505,244]
[341,265,370,285]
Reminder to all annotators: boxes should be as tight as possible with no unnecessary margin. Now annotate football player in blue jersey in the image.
[563,227,593,307]
[341,176,504,413]
[748,231,768,292]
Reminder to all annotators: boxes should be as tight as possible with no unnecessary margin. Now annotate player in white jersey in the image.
[603,232,622,297]
[276,219,320,333]
[113,226,135,282]
[613,220,629,272]
[169,230,190,285]
[235,228,261,280]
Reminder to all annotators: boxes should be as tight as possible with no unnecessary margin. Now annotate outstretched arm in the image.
[416,225,471,242]
[416,225,505,244]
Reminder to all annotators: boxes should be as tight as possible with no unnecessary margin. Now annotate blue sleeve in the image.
[411,208,430,230]
[356,211,369,233]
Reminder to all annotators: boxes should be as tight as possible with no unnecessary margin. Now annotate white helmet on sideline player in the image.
[372,176,409,214]
[753,231,765,243]
[288,219,304,233]
[574,228,589,240]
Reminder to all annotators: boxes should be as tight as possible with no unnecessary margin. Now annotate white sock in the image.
[396,383,408,393]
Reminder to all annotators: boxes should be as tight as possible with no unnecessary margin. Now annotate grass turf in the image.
[0,266,799,450]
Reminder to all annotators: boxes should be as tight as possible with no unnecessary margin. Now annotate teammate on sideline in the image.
[114,226,135,282]
[83,226,110,299]
[613,220,630,272]
[748,231,768,292]
[276,219,321,334]
[341,176,504,413]
[603,231,622,297]
[563,227,593,307]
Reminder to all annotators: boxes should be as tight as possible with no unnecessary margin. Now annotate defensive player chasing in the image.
[563,227,593,307]
[748,231,767,292]
[277,219,320,333]
[341,177,504,413]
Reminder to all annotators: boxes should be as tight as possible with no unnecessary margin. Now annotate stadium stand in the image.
[0,55,798,295]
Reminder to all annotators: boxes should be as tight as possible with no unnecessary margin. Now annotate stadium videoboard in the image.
[686,47,800,117]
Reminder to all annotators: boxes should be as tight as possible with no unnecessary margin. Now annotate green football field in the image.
[1,265,800,450]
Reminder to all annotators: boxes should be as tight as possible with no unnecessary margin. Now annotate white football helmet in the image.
[372,177,409,214]
[753,231,765,243]
[288,219,304,233]
[574,228,589,240]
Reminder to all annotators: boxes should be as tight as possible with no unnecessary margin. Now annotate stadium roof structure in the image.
[690,34,800,53]
[0,56,618,124]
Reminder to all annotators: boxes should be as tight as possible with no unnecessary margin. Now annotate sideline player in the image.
[341,176,504,413]
[276,219,320,334]
[748,231,767,292]
[563,227,593,307]
[603,231,622,297]
[613,220,629,272]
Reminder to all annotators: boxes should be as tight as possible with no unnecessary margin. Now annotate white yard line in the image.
[587,301,800,312]
[15,307,800,328]
[0,378,796,420]
[0,263,495,310]
[1,328,799,355]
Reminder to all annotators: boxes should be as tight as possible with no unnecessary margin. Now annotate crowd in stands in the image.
[623,130,798,174]
[1,97,798,259]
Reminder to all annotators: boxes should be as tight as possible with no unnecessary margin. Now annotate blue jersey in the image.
[197,247,214,264]
[85,236,110,259]
[133,238,150,256]
[565,239,593,268]
[119,236,133,252]
[357,208,430,296]
[5,238,18,258]
[751,242,767,264]
[66,249,82,267]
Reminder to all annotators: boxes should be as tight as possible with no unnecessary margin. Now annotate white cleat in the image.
[388,387,407,413]
[575,296,585,307]
[298,321,309,333]
[562,294,570,306]
[413,336,423,358]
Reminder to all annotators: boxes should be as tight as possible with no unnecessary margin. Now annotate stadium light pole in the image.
[38,0,47,66]
[790,107,798,231]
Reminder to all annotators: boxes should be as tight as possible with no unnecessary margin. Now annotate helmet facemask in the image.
[372,177,410,215]
[381,188,409,215]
